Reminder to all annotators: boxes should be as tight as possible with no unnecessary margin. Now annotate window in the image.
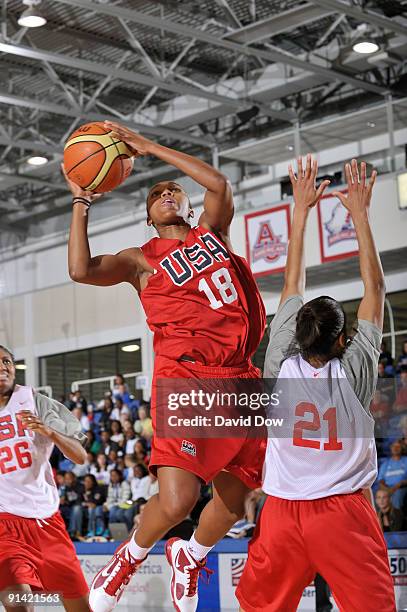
[39,339,142,401]
[14,360,26,386]
[40,354,64,400]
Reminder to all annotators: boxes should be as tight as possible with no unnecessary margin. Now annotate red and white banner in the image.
[245,205,291,277]
[317,191,358,263]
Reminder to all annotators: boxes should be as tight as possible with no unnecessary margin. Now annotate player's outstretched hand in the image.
[61,164,103,202]
[288,153,330,212]
[17,410,53,438]
[332,159,377,217]
[104,121,151,157]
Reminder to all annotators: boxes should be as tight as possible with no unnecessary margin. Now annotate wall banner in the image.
[245,204,291,277]
[317,191,358,263]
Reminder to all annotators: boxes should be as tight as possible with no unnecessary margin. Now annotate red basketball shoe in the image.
[165,537,213,612]
[89,541,146,612]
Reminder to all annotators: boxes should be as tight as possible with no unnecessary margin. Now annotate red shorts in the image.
[236,491,396,612]
[149,355,266,489]
[0,511,88,599]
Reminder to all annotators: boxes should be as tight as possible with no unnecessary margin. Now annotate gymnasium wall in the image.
[0,171,406,385]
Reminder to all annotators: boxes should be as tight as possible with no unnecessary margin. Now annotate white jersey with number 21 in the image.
[262,353,377,500]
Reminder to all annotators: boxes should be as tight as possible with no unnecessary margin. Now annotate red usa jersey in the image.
[0,385,59,518]
[140,225,266,366]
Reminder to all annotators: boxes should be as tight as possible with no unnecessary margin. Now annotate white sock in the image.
[187,532,213,562]
[127,534,153,561]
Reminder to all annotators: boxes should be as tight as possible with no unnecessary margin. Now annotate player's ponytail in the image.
[295,297,346,361]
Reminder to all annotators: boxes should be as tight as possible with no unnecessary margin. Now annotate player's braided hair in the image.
[0,345,15,363]
[295,296,347,361]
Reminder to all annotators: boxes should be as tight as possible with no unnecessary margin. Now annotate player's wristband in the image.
[72,197,91,209]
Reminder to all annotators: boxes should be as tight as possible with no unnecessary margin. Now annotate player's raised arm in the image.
[332,160,385,329]
[104,121,234,237]
[280,154,330,305]
[64,165,143,288]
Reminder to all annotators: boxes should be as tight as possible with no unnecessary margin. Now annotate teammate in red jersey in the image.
[0,345,89,612]
[64,121,267,612]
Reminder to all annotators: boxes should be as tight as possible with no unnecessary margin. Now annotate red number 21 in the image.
[293,402,343,451]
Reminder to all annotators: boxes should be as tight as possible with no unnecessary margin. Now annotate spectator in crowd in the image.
[59,471,84,539]
[244,488,266,524]
[72,451,93,479]
[398,415,407,456]
[124,454,137,481]
[378,441,407,508]
[378,361,396,403]
[112,374,129,400]
[86,430,102,455]
[110,420,125,446]
[394,366,407,414]
[110,397,131,422]
[380,340,394,370]
[314,574,333,612]
[82,474,107,537]
[72,405,91,432]
[134,404,153,440]
[124,429,138,454]
[134,445,148,466]
[99,397,114,429]
[122,419,134,433]
[72,389,87,411]
[132,501,146,533]
[107,449,120,471]
[104,469,134,532]
[130,463,149,503]
[370,389,390,423]
[100,430,119,455]
[397,340,407,373]
[376,489,405,532]
[144,472,159,500]
[91,452,111,486]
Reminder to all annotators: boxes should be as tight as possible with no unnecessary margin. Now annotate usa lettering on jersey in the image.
[160,232,229,286]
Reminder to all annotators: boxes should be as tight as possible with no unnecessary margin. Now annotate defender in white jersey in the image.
[0,345,90,612]
[237,157,395,611]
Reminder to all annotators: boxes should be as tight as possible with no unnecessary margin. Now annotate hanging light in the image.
[18,0,47,28]
[121,344,140,353]
[27,155,49,166]
[352,41,379,54]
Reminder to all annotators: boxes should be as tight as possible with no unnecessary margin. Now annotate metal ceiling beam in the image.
[0,90,212,147]
[0,42,241,109]
[316,0,407,38]
[225,4,334,44]
[0,42,294,124]
[0,135,59,155]
[53,0,386,95]
[0,171,63,190]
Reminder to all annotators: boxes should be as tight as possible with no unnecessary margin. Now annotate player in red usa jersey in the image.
[0,345,89,612]
[65,121,266,612]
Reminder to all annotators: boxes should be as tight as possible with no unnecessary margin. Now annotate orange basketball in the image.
[63,122,134,193]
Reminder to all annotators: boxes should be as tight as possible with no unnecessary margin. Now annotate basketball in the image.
[63,122,134,193]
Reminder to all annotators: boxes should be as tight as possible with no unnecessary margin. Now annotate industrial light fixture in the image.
[18,0,47,28]
[352,41,379,54]
[27,155,48,166]
[15,364,27,370]
[286,145,294,151]
[121,344,140,353]
[366,121,376,128]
